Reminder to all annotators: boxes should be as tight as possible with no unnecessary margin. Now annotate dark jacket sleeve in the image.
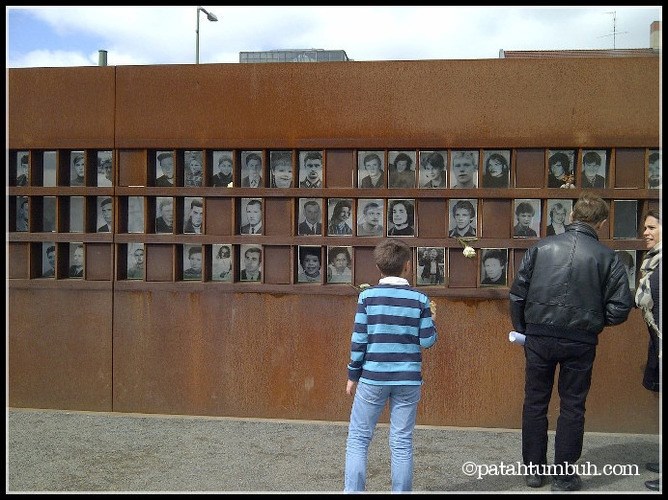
[603,255,634,326]
[509,247,535,333]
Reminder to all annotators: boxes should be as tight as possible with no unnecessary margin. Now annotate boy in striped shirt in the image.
[344,239,438,492]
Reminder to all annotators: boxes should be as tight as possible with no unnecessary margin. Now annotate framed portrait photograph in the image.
[298,151,324,188]
[356,199,384,237]
[184,196,204,234]
[240,244,262,282]
[42,241,56,278]
[448,199,478,238]
[97,196,113,233]
[70,150,86,187]
[69,242,84,278]
[581,149,608,188]
[647,150,660,189]
[357,150,386,188]
[481,150,510,188]
[327,246,353,284]
[545,199,573,236]
[387,199,416,237]
[418,150,447,188]
[513,199,541,238]
[69,196,85,233]
[388,151,416,188]
[97,151,113,187]
[240,150,263,188]
[450,150,479,188]
[615,250,637,292]
[127,242,145,280]
[184,150,203,187]
[613,200,638,239]
[43,196,57,233]
[211,151,234,187]
[16,151,29,186]
[16,196,29,232]
[297,198,323,236]
[416,247,445,285]
[182,244,203,281]
[269,150,294,188]
[327,198,353,236]
[155,196,174,234]
[128,196,145,233]
[547,149,576,188]
[212,244,233,282]
[240,198,263,235]
[480,248,508,287]
[43,150,57,187]
[155,150,175,187]
[297,245,322,283]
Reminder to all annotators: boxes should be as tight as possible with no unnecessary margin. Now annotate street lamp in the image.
[196,6,218,64]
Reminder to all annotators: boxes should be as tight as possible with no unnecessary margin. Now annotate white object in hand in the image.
[508,331,526,345]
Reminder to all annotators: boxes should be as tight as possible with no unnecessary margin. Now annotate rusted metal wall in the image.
[7,57,660,433]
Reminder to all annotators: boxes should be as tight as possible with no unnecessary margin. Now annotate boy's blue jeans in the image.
[344,382,421,492]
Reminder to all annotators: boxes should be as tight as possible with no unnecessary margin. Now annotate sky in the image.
[5,6,662,68]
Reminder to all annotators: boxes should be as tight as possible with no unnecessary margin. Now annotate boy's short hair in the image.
[374,239,411,277]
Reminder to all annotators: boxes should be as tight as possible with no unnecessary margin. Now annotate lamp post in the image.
[196,6,218,64]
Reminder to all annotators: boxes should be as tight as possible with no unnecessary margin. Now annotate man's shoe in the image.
[646,462,660,473]
[645,479,659,491]
[552,473,582,492]
[525,473,545,488]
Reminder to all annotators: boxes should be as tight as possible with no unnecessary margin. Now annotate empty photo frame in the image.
[43,196,57,232]
[613,200,638,239]
[69,196,85,233]
[419,151,447,188]
[128,196,145,233]
[357,151,385,188]
[416,247,445,285]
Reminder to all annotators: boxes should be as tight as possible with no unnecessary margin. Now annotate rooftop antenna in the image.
[599,11,628,49]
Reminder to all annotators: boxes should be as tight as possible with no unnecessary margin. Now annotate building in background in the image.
[240,48,350,63]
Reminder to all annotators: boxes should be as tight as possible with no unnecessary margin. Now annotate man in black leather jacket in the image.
[509,192,633,492]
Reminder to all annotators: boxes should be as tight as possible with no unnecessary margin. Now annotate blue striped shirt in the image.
[348,278,438,385]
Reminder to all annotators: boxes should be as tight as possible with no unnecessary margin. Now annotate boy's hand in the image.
[346,380,357,396]
[430,300,437,321]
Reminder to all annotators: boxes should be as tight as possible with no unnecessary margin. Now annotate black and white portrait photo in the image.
[356,199,384,237]
[270,151,294,188]
[327,198,354,236]
[481,150,510,188]
[155,151,175,187]
[547,150,576,188]
[69,196,84,233]
[42,241,56,278]
[297,245,322,283]
[545,199,573,236]
[15,196,28,232]
[16,151,29,186]
[615,250,637,292]
[581,149,607,189]
[299,151,324,188]
[69,242,84,278]
[43,151,57,187]
[127,242,145,280]
[298,198,323,236]
[480,248,508,286]
[240,150,263,188]
[184,150,203,187]
[97,151,113,187]
[387,199,416,237]
[240,198,263,235]
[128,196,145,234]
[419,151,447,188]
[416,247,445,286]
[212,244,233,282]
[327,246,353,284]
[70,150,86,187]
[212,151,234,187]
[184,196,204,234]
[613,200,638,239]
[388,151,416,188]
[155,196,174,234]
[357,151,385,189]
[240,244,262,282]
[183,244,203,281]
[448,199,478,238]
[450,150,479,189]
[97,196,113,233]
[648,150,660,189]
[513,199,541,238]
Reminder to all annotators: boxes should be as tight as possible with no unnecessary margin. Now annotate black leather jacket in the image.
[509,221,633,345]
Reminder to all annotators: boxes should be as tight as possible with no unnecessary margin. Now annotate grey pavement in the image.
[6,408,662,494]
